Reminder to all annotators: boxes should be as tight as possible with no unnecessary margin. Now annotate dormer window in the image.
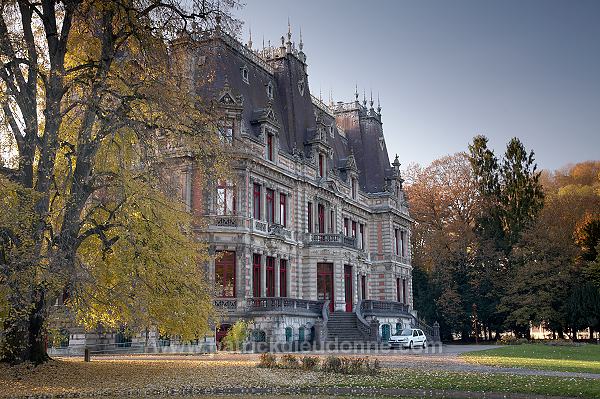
[266,82,273,99]
[266,133,274,161]
[219,119,234,144]
[318,153,325,178]
[241,66,249,84]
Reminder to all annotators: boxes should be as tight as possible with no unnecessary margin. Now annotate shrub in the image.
[498,335,528,345]
[280,354,300,369]
[321,355,342,372]
[301,355,320,371]
[221,320,248,351]
[257,353,277,368]
[366,358,381,375]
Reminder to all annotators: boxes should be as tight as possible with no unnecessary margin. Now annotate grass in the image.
[0,356,599,398]
[461,343,600,374]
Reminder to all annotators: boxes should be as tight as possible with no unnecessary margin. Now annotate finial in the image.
[392,154,401,170]
[288,17,292,39]
[370,90,374,108]
[377,93,381,113]
[262,36,265,51]
[299,27,304,51]
[363,89,367,106]
[281,35,285,47]
[319,87,322,102]
[248,25,252,49]
[355,85,359,102]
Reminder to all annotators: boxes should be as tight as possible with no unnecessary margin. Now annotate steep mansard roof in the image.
[188,32,396,193]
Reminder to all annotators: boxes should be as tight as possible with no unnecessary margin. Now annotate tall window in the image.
[215,251,235,297]
[400,231,406,257]
[351,221,357,238]
[361,275,367,299]
[266,188,274,223]
[252,254,261,297]
[330,210,335,233]
[216,181,236,215]
[394,228,400,255]
[359,224,365,250]
[318,204,325,233]
[307,202,313,233]
[266,257,275,297]
[219,119,234,144]
[253,183,261,219]
[267,134,274,161]
[280,259,287,297]
[351,178,357,199]
[318,153,324,177]
[344,218,349,236]
[396,278,402,303]
[279,193,287,227]
[403,279,407,304]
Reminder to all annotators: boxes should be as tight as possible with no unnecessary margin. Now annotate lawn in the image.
[461,343,600,374]
[0,356,599,398]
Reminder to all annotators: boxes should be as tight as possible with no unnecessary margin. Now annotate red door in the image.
[317,263,334,312]
[344,265,353,312]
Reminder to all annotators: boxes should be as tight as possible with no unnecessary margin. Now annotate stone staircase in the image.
[326,311,371,344]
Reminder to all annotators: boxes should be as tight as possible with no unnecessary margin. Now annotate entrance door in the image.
[344,265,353,312]
[317,263,334,312]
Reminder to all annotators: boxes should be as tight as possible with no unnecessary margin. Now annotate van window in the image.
[413,330,418,337]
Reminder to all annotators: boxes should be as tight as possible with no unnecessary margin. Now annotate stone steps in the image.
[325,311,372,343]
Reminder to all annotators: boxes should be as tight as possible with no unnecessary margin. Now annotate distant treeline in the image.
[407,136,600,341]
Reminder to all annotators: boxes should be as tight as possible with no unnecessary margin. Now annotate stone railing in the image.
[209,215,244,228]
[252,218,268,233]
[245,297,323,315]
[411,315,434,340]
[213,298,240,312]
[360,300,410,316]
[310,94,334,117]
[354,300,374,341]
[219,31,275,75]
[268,223,293,240]
[304,233,356,249]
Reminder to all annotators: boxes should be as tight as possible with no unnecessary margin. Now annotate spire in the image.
[286,18,292,53]
[299,27,304,51]
[369,90,374,109]
[247,25,252,49]
[363,90,367,107]
[377,93,381,113]
[354,85,359,103]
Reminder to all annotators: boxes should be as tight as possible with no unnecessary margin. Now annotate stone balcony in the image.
[213,297,324,317]
[359,300,411,317]
[304,233,360,249]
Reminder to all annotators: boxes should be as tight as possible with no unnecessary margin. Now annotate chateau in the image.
[53,22,425,353]
[180,22,421,347]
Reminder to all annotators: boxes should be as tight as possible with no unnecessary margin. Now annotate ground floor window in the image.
[266,256,275,297]
[280,259,287,297]
[215,251,236,297]
[252,254,261,297]
[382,324,391,341]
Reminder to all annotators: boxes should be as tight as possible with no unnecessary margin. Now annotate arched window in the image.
[253,329,266,342]
[396,323,403,336]
[381,324,391,342]
[298,327,305,342]
[285,327,293,342]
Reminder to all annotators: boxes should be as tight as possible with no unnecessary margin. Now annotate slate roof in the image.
[189,31,396,193]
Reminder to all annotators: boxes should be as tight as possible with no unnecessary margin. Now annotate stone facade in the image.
[178,25,417,345]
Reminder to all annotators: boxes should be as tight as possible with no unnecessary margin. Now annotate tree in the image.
[0,0,239,363]
[405,153,479,338]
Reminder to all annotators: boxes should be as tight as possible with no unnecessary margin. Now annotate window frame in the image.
[253,183,261,220]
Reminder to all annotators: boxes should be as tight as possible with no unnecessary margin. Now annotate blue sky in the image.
[233,0,600,171]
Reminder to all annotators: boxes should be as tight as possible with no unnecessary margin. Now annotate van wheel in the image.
[409,341,413,349]
[423,340,427,348]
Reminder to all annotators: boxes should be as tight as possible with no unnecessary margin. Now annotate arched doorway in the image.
[216,323,232,347]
